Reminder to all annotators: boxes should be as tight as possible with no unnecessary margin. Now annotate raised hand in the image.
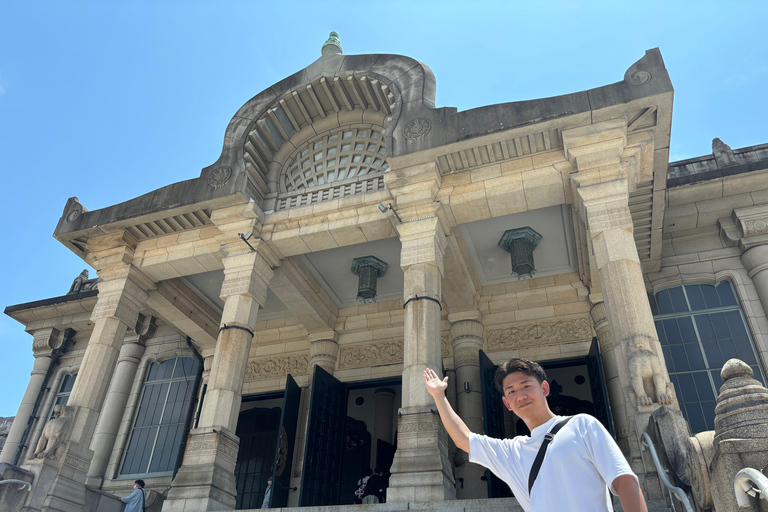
[423,368,449,397]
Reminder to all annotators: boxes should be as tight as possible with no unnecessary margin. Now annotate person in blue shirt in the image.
[121,479,146,512]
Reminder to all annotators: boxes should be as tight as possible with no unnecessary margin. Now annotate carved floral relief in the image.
[486,316,593,350]
[338,338,403,369]
[245,354,309,380]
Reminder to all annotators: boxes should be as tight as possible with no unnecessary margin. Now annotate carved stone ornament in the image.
[627,334,674,407]
[245,354,309,380]
[487,317,593,350]
[34,405,74,460]
[441,334,451,357]
[66,207,81,223]
[208,166,232,188]
[403,118,431,140]
[685,431,714,511]
[338,338,403,369]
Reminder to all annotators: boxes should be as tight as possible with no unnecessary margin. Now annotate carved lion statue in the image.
[34,405,74,460]
[627,335,674,407]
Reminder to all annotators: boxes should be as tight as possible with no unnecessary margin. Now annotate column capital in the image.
[85,231,139,281]
[383,161,442,209]
[220,249,276,310]
[31,327,60,357]
[397,216,447,275]
[309,337,339,374]
[90,271,152,327]
[718,205,768,252]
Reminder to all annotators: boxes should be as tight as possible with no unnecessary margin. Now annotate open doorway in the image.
[479,338,613,498]
[299,367,401,507]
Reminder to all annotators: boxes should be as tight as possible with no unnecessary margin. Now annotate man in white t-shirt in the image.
[423,358,647,512]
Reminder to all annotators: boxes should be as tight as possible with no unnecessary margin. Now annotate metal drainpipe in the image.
[13,328,76,465]
[172,337,205,478]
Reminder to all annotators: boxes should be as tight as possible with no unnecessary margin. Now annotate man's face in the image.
[500,371,550,419]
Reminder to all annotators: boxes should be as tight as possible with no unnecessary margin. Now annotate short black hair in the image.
[135,479,145,488]
[494,358,547,392]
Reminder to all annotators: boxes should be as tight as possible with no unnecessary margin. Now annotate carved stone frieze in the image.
[338,338,403,369]
[245,354,309,380]
[441,334,451,357]
[487,316,593,350]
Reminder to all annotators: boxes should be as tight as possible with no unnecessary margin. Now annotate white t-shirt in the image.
[469,414,636,512]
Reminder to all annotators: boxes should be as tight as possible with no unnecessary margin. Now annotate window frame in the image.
[650,280,765,433]
[118,357,199,479]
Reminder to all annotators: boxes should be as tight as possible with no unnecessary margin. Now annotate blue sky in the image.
[1,1,766,416]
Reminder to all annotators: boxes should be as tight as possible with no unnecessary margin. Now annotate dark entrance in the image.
[234,374,301,510]
[479,337,613,498]
[299,366,401,507]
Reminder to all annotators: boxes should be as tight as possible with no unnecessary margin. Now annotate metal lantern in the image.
[351,256,388,303]
[498,227,543,279]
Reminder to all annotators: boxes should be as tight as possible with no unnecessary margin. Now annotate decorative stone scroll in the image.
[441,334,451,357]
[244,354,309,380]
[338,338,403,369]
[718,205,768,250]
[486,316,593,350]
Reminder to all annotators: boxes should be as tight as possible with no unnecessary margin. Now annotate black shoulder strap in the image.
[528,416,573,495]
[141,488,146,511]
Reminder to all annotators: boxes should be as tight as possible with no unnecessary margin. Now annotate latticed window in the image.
[283,126,388,192]
[48,373,76,420]
[120,357,199,477]
[649,282,764,433]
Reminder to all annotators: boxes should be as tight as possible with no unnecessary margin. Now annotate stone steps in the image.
[217,497,525,512]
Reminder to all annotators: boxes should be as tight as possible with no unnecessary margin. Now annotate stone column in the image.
[85,316,153,485]
[590,301,631,453]
[0,328,58,464]
[23,233,152,512]
[165,248,275,512]
[564,121,674,501]
[388,215,455,502]
[308,332,339,373]
[448,313,486,499]
[741,245,768,316]
[372,388,395,466]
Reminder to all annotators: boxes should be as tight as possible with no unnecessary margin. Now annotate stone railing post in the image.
[0,328,58,464]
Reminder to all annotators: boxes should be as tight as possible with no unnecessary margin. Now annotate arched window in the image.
[649,281,765,433]
[48,373,77,420]
[119,357,200,477]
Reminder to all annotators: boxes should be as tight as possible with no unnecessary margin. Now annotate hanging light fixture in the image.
[498,227,543,279]
[351,256,388,303]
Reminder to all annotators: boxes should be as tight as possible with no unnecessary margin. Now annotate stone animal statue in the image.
[67,270,90,294]
[34,405,73,459]
[627,335,673,407]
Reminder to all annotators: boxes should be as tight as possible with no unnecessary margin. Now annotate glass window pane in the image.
[661,346,674,373]
[700,285,721,309]
[717,281,738,307]
[751,367,765,386]
[710,312,731,340]
[657,289,674,314]
[655,320,668,345]
[669,345,689,371]
[685,285,707,311]
[702,341,724,368]
[692,371,715,401]
[649,294,659,315]
[676,373,697,403]
[695,315,715,342]
[701,401,716,431]
[725,311,748,339]
[663,319,683,344]
[669,287,689,313]
[684,343,706,371]
[686,403,708,434]
[710,370,725,392]
[719,341,738,363]
[678,316,698,344]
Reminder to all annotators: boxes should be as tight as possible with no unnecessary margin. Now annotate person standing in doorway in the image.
[261,476,273,509]
[121,479,146,512]
[423,359,648,511]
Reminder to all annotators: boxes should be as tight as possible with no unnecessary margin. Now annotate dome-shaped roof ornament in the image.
[321,31,343,56]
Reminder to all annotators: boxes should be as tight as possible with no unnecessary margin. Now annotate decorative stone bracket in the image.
[718,205,768,251]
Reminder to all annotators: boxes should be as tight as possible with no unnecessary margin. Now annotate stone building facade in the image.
[3,34,768,511]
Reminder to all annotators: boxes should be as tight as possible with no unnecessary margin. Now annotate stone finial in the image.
[714,358,768,444]
[321,31,342,56]
[712,137,736,168]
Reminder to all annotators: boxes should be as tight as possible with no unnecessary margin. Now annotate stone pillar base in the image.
[387,410,455,503]
[163,427,240,512]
